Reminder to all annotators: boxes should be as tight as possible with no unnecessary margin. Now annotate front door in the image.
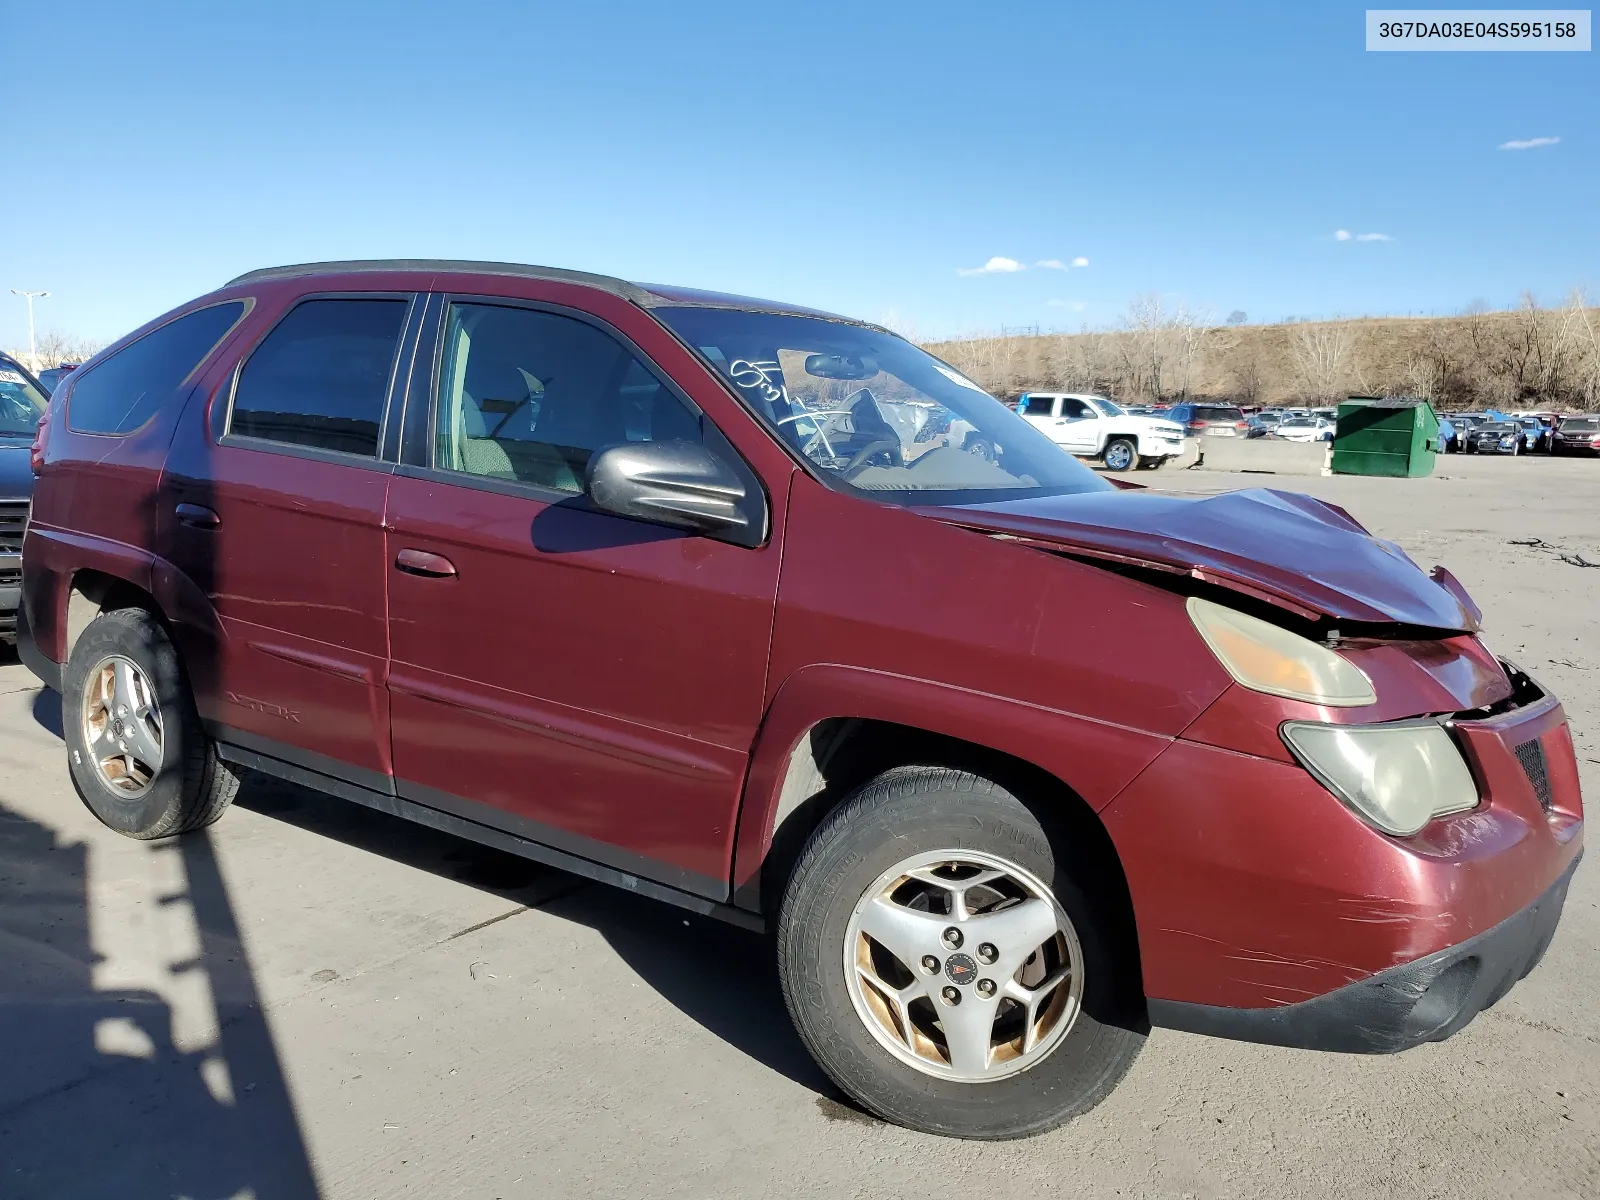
[1055,396,1101,453]
[160,295,416,785]
[383,298,783,898]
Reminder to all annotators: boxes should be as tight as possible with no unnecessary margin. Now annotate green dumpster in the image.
[1331,396,1439,478]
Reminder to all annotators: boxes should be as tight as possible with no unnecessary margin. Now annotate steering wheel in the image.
[775,409,850,459]
[839,437,904,480]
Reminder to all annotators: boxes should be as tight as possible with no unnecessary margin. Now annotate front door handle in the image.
[395,548,457,578]
[176,503,221,529]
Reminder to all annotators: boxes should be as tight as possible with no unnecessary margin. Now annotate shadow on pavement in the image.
[0,796,321,1199]
[31,685,61,739]
[234,770,837,1100]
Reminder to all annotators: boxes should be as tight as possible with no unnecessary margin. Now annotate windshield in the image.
[1085,396,1124,418]
[1562,418,1598,432]
[0,363,48,437]
[655,307,1112,504]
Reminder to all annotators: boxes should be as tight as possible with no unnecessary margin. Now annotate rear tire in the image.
[63,607,239,840]
[777,766,1146,1139]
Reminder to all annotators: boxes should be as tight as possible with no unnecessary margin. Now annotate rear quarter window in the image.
[67,301,249,435]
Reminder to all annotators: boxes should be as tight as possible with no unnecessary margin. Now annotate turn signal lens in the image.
[1187,596,1376,707]
[1281,720,1480,836]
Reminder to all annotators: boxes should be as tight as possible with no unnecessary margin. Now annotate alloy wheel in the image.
[80,654,164,798]
[843,849,1085,1083]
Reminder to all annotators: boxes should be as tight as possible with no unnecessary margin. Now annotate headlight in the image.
[1281,720,1480,836]
[1187,597,1376,706]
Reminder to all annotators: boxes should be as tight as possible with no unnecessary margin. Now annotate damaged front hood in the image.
[921,488,1478,630]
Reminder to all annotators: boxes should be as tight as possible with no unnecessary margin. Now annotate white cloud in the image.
[1499,136,1559,151]
[1071,256,1089,268]
[1335,229,1353,241]
[956,256,1026,277]
[1035,259,1066,270]
[1335,229,1391,243]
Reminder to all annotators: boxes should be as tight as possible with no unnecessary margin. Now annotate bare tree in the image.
[1289,323,1353,401]
[5,329,105,372]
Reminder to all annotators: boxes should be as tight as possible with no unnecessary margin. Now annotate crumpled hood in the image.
[920,487,1478,630]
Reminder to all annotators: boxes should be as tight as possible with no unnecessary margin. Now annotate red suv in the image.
[19,262,1583,1139]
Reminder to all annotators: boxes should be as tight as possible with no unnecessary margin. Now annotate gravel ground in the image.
[1,451,1595,1199]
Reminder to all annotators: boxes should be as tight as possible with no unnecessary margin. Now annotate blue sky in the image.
[2,1,1594,350]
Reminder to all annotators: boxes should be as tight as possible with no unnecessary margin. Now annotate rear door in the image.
[382,294,783,898]
[159,293,420,786]
[1017,394,1060,437]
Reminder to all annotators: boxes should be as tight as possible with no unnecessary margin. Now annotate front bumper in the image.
[0,550,17,640]
[1102,664,1583,1041]
[1137,434,1185,457]
[1149,852,1579,1052]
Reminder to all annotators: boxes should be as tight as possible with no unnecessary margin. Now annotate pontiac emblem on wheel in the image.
[944,953,978,985]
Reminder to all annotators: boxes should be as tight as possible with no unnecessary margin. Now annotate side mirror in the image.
[585,440,763,545]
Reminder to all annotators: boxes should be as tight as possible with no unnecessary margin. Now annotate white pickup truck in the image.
[1016,392,1187,471]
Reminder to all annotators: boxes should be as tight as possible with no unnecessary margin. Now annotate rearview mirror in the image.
[804,353,878,380]
[585,441,764,546]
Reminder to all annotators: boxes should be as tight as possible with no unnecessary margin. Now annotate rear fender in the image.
[22,525,156,663]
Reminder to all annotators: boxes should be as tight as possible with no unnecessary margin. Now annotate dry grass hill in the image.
[923,295,1600,412]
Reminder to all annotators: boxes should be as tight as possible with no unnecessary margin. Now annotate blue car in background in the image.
[0,352,48,643]
[1437,416,1458,453]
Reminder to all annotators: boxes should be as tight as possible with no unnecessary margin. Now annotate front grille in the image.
[1513,738,1552,810]
[0,501,27,553]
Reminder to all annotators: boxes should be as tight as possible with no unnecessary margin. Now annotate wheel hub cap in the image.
[842,849,1085,1082]
[80,655,164,799]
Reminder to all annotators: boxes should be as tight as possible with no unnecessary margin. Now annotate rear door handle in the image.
[175,503,221,529]
[395,548,457,578]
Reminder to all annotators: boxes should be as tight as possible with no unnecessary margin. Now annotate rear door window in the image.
[228,298,410,457]
[67,302,248,435]
[1020,396,1056,416]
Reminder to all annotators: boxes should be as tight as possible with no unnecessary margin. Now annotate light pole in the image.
[10,289,50,367]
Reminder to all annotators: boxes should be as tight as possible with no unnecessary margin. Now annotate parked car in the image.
[36,363,79,395]
[0,352,47,642]
[20,260,1583,1139]
[1164,402,1250,439]
[1274,416,1334,443]
[1551,415,1600,455]
[1449,414,1487,452]
[1016,392,1185,471]
[1245,411,1283,438]
[1436,416,1458,453]
[1469,421,1524,455]
[1516,417,1551,453]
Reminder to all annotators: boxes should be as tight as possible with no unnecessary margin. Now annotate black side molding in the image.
[1149,852,1580,1054]
[16,602,62,692]
[216,741,765,934]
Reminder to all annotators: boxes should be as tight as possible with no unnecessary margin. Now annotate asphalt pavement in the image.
[1,451,1596,1199]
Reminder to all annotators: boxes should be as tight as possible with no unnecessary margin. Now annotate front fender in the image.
[729,662,1173,909]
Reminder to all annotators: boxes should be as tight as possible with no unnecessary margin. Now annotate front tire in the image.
[777,767,1146,1139]
[63,607,239,840]
[1102,437,1137,472]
